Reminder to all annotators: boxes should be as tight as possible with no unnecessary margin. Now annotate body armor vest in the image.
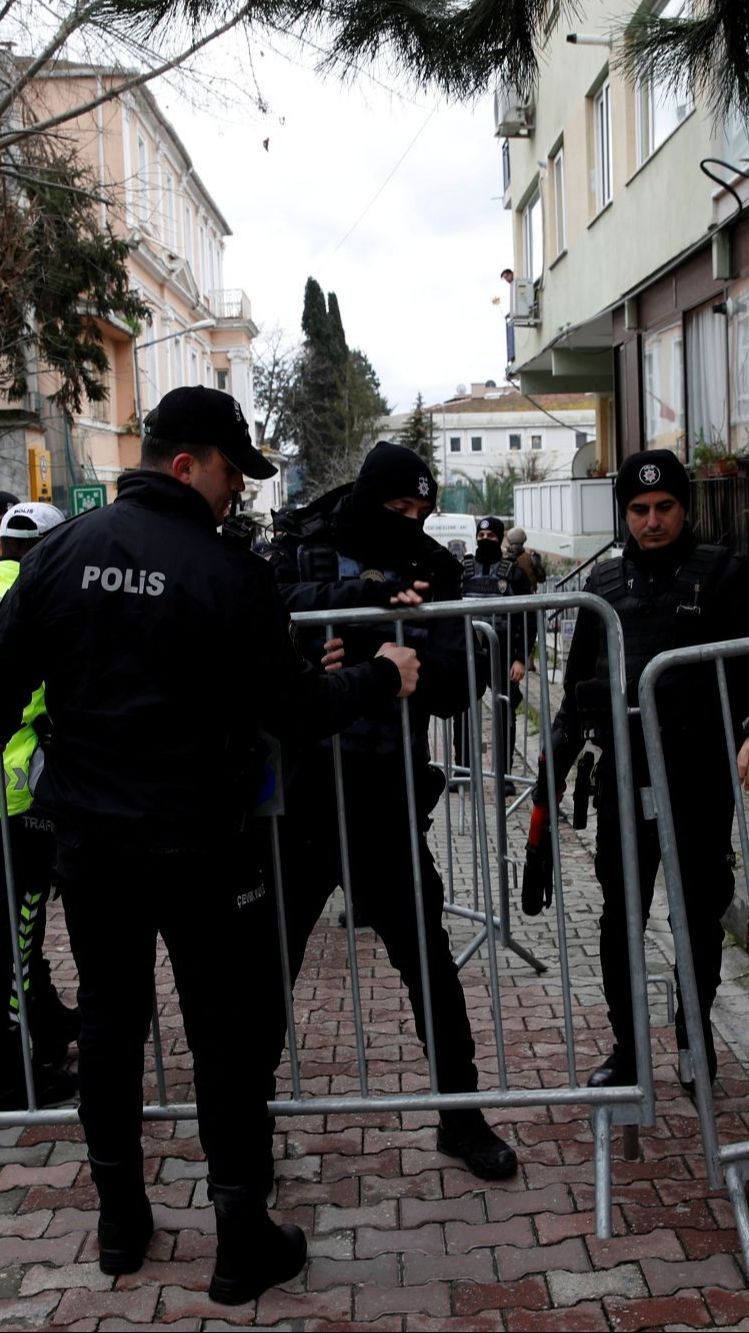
[464,556,515,598]
[589,544,729,699]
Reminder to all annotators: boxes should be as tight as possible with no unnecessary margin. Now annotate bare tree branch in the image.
[0,4,258,150]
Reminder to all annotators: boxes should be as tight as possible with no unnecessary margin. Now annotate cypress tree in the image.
[398,392,438,474]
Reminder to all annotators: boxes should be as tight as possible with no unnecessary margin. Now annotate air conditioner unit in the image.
[494,85,534,138]
[509,278,539,326]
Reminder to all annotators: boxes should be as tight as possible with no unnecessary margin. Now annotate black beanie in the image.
[476,516,504,541]
[615,450,690,516]
[352,441,438,512]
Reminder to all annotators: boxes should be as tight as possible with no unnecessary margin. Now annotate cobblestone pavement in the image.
[2,689,749,1329]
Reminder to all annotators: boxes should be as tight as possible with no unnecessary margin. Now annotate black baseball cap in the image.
[144,387,277,480]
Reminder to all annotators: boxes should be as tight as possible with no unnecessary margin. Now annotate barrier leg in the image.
[592,1105,613,1239]
[151,985,168,1107]
[725,1161,749,1280]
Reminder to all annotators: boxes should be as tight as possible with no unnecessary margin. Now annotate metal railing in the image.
[639,636,749,1275]
[1,593,653,1242]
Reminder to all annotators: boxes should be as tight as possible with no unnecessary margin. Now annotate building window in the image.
[137,134,149,223]
[594,79,613,211]
[164,172,176,249]
[184,205,193,267]
[550,145,566,256]
[575,431,588,450]
[522,189,543,282]
[449,436,461,452]
[509,433,522,451]
[216,368,228,392]
[471,436,483,452]
[198,224,206,291]
[643,323,687,456]
[171,336,182,391]
[635,1,692,166]
[531,433,543,450]
[685,302,727,458]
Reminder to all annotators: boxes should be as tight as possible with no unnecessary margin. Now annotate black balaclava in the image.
[475,515,504,567]
[342,441,438,565]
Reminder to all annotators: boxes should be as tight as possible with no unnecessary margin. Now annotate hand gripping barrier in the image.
[0,592,654,1243]
[639,636,749,1275]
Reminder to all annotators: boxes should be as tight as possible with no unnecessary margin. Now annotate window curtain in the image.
[685,303,728,454]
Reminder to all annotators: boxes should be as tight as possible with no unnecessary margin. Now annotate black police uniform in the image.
[458,551,535,770]
[550,525,749,1075]
[0,470,401,1193]
[269,482,486,1099]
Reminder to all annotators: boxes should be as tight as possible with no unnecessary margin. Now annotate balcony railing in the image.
[206,289,252,322]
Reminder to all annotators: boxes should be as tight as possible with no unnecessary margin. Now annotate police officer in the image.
[269,442,518,1180]
[0,501,79,1111]
[528,449,749,1090]
[0,389,418,1304]
[457,516,535,793]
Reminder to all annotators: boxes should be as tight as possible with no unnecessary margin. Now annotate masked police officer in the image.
[457,516,536,791]
[526,449,749,1091]
[269,442,518,1180]
[0,389,418,1305]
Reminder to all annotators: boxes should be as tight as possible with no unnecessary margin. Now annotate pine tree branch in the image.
[617,0,749,123]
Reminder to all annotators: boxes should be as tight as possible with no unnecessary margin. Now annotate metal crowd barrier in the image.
[639,636,749,1275]
[1,592,654,1241]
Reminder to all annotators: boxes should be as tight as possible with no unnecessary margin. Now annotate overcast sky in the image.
[154,33,514,414]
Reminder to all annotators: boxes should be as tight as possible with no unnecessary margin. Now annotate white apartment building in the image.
[383,383,596,488]
[499,0,749,469]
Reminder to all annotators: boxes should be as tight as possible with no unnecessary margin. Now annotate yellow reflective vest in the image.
[0,561,45,816]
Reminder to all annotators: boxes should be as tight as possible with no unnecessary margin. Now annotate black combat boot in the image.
[207,1180,307,1305]
[587,1046,637,1088]
[89,1156,153,1275]
[436,1110,518,1180]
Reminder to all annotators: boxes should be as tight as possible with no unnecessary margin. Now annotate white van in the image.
[423,512,477,562]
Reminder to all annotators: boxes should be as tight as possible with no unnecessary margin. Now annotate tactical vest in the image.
[589,544,729,697]
[463,556,516,598]
[0,561,46,816]
[298,544,401,587]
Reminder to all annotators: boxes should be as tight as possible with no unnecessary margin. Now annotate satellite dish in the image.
[572,440,597,479]
[455,383,467,397]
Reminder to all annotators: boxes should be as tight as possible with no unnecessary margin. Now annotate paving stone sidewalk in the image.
[2,685,749,1330]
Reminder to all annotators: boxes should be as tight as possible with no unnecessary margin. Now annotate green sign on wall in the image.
[70,484,107,516]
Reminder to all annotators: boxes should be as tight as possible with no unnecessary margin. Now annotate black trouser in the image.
[56,828,283,1194]
[276,753,478,1096]
[0,809,57,1065]
[593,745,735,1052]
